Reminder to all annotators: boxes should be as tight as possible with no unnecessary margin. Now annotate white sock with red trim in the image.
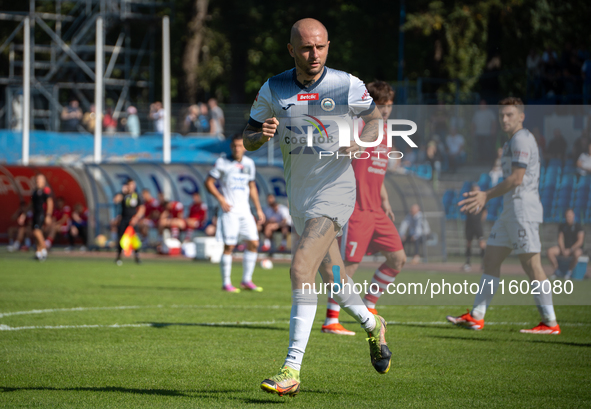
[363,263,399,310]
[323,297,341,326]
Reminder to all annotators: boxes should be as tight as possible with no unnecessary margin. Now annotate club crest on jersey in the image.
[321,98,335,111]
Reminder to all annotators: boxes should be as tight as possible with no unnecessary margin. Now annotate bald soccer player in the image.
[243,18,392,397]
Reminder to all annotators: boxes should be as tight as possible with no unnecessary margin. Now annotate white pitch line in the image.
[0,320,286,331]
[0,304,291,319]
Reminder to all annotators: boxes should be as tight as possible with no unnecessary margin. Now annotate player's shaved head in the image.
[290,18,328,45]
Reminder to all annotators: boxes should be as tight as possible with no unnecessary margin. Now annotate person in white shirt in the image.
[576,141,591,176]
[205,134,265,293]
[472,100,497,161]
[445,127,465,173]
[242,18,391,395]
[149,101,165,134]
[448,97,560,335]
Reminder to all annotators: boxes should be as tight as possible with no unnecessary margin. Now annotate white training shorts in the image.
[216,211,259,245]
[487,218,541,254]
[291,202,354,238]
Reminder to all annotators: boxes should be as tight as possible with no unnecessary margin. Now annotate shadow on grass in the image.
[524,339,591,348]
[145,322,288,331]
[426,335,495,342]
[101,285,204,292]
[0,386,191,397]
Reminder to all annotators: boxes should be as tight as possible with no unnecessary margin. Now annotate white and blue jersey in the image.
[209,155,256,215]
[499,128,543,223]
[249,66,374,228]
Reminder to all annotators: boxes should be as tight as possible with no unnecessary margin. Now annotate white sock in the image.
[41,248,47,257]
[471,274,499,320]
[264,238,271,247]
[13,240,20,249]
[533,280,557,324]
[36,251,42,259]
[220,254,232,286]
[324,297,340,326]
[242,250,257,283]
[284,289,318,371]
[332,276,376,332]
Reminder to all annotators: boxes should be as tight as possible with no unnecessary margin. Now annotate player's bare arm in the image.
[459,166,525,213]
[248,180,266,224]
[243,118,279,151]
[205,175,231,212]
[380,182,394,221]
[130,205,145,226]
[338,107,381,154]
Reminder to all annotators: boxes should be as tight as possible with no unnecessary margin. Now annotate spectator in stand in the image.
[82,104,97,133]
[61,99,83,132]
[471,100,497,161]
[149,101,165,134]
[547,208,585,279]
[196,102,212,134]
[186,192,208,241]
[260,194,291,252]
[576,141,591,176]
[103,107,117,134]
[430,104,448,141]
[531,126,546,158]
[546,129,568,163]
[583,55,591,104]
[426,140,441,180]
[526,49,542,77]
[489,147,504,186]
[183,104,199,134]
[125,106,140,137]
[69,203,88,251]
[7,201,31,252]
[445,126,465,173]
[208,98,225,137]
[399,204,430,264]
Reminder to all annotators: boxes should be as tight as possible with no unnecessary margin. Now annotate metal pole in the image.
[398,0,405,83]
[22,17,30,166]
[162,16,171,164]
[94,17,103,164]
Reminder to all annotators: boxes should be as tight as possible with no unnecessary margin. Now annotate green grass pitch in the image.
[1,253,590,408]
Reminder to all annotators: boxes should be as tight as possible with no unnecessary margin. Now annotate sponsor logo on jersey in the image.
[361,89,370,100]
[297,93,319,101]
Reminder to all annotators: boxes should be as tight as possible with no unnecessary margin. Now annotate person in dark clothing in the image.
[113,178,145,265]
[547,208,585,279]
[462,184,487,272]
[31,174,53,261]
[546,129,568,163]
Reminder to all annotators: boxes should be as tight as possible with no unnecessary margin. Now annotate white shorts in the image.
[487,218,541,254]
[216,211,259,245]
[291,202,354,238]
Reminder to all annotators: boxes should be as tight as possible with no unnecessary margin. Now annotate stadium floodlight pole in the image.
[162,16,171,164]
[94,17,104,164]
[22,17,30,166]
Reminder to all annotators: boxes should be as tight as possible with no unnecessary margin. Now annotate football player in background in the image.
[30,174,53,261]
[205,133,265,293]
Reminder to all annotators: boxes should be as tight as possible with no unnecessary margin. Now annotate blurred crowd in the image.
[526,44,591,102]
[58,97,225,138]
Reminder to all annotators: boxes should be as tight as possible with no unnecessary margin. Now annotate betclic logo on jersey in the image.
[287,114,418,160]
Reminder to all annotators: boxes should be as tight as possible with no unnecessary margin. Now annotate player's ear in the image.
[287,43,295,57]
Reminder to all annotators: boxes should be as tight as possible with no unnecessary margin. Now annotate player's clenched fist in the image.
[262,118,279,141]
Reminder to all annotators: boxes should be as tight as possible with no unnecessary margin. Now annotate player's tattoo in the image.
[243,124,266,151]
[303,79,316,88]
[358,108,382,144]
[297,217,336,250]
[321,251,332,266]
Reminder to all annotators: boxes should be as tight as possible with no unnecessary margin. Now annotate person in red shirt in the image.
[47,197,71,249]
[139,189,163,238]
[159,199,187,239]
[321,81,407,336]
[186,192,208,240]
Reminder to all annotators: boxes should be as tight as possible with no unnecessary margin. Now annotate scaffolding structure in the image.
[0,0,173,132]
